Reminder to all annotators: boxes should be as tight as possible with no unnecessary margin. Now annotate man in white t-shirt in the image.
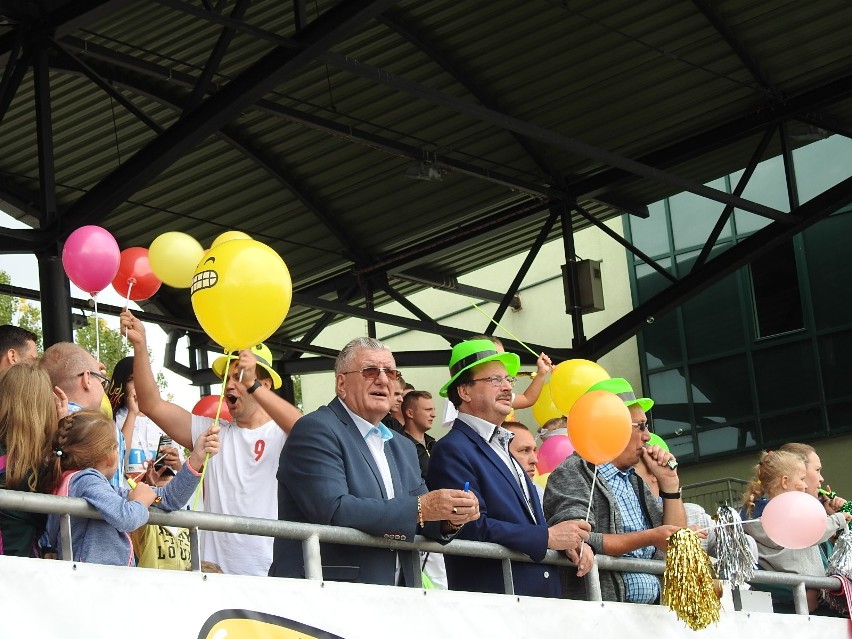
[120,310,301,575]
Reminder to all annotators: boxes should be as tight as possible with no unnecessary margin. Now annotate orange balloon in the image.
[568,390,632,465]
[531,382,563,426]
[550,359,609,415]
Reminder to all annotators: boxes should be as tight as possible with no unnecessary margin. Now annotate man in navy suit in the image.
[427,339,591,598]
[269,337,479,586]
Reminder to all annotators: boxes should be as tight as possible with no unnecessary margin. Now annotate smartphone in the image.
[154,435,174,472]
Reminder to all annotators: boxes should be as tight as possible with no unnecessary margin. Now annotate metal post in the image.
[501,558,515,595]
[303,534,323,580]
[791,582,809,615]
[59,514,73,561]
[585,559,603,601]
[407,550,422,588]
[189,527,201,571]
[559,203,586,349]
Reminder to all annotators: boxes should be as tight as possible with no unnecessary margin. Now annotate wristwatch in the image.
[246,380,262,394]
[659,489,682,500]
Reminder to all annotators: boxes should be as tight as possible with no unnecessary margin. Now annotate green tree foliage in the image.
[0,271,44,350]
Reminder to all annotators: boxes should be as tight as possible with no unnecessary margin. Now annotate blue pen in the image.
[464,481,470,492]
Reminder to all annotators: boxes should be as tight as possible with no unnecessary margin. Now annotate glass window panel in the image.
[635,258,674,304]
[689,355,753,428]
[793,135,852,204]
[753,341,818,411]
[749,241,804,338]
[760,407,823,446]
[818,332,852,401]
[732,154,790,235]
[665,434,695,462]
[627,201,669,260]
[669,178,730,250]
[641,312,682,370]
[677,249,744,358]
[697,425,757,457]
[803,212,852,330]
[647,369,691,438]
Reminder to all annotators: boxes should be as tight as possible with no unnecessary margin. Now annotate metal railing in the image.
[682,477,749,512]
[0,488,840,615]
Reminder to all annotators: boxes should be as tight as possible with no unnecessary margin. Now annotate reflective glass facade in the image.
[625,136,852,464]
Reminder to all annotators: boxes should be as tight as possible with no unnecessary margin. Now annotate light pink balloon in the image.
[62,225,121,295]
[536,434,575,474]
[761,491,827,549]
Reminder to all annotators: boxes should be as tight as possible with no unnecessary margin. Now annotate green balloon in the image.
[647,432,669,452]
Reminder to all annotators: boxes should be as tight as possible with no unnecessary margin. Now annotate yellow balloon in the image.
[191,239,292,350]
[99,393,113,420]
[531,382,563,426]
[533,471,550,490]
[211,230,252,248]
[550,359,609,416]
[149,232,205,288]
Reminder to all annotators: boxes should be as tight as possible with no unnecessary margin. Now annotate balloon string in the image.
[122,281,134,349]
[470,303,540,359]
[693,518,759,535]
[93,294,101,363]
[577,465,599,566]
[192,350,228,511]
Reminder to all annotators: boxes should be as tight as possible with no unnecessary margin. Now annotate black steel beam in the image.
[324,52,790,223]
[692,125,776,270]
[377,279,455,345]
[691,0,779,99]
[184,0,252,112]
[578,173,852,361]
[54,0,401,236]
[571,71,852,200]
[0,44,27,128]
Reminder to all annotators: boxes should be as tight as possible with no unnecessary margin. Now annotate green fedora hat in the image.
[439,339,520,398]
[585,377,654,412]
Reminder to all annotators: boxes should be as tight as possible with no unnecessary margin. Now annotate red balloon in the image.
[192,395,232,423]
[112,247,162,300]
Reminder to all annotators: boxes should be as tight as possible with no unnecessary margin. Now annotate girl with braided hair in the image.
[0,363,62,557]
[44,409,219,566]
[741,450,850,614]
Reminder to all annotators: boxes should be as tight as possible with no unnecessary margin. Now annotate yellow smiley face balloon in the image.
[190,239,292,351]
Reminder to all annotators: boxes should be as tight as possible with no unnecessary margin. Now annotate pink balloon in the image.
[536,434,575,474]
[761,491,827,549]
[62,225,121,295]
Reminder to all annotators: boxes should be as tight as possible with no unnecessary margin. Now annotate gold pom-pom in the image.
[663,528,721,631]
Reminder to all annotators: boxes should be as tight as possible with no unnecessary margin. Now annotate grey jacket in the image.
[543,453,664,601]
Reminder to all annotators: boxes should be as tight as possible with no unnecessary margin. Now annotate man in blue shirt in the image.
[543,378,686,603]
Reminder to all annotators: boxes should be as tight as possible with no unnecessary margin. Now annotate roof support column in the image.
[33,41,72,345]
[558,203,585,351]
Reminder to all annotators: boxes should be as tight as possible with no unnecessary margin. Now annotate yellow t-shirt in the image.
[131,525,191,570]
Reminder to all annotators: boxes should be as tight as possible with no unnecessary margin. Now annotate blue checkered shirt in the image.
[599,463,659,604]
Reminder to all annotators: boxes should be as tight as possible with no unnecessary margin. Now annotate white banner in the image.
[1,555,848,638]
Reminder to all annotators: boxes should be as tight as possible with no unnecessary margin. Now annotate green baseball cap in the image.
[439,339,520,398]
[212,343,282,389]
[585,377,653,412]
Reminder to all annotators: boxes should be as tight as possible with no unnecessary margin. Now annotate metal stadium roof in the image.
[1,0,852,383]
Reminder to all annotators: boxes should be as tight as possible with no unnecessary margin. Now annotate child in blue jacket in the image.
[46,409,219,566]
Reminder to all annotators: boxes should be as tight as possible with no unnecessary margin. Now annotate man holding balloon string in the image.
[543,378,685,604]
[427,339,592,598]
[120,309,302,576]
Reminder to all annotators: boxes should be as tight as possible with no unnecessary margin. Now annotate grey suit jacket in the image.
[268,397,444,585]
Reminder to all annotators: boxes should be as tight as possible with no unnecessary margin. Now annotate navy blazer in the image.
[427,419,560,598]
[268,397,442,586]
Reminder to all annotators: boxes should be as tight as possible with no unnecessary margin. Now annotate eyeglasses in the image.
[79,370,111,389]
[632,421,651,432]
[342,367,401,381]
[470,375,516,388]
